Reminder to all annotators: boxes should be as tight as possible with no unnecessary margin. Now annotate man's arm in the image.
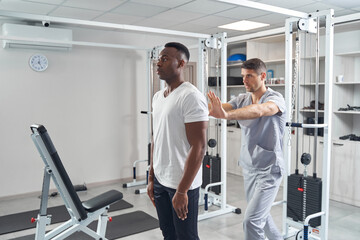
[172,121,208,220]
[208,91,280,120]
[147,136,155,207]
[226,102,280,120]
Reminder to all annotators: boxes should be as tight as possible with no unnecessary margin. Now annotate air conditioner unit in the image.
[2,23,72,51]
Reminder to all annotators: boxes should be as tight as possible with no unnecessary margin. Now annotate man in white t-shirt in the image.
[147,42,208,240]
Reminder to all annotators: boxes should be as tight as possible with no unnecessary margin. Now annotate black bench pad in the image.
[82,190,123,212]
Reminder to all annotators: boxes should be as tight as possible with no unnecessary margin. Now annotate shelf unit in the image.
[332,43,360,141]
[333,111,360,115]
[226,35,289,101]
[227,62,243,68]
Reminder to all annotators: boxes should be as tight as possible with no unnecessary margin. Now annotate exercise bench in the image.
[30,124,123,240]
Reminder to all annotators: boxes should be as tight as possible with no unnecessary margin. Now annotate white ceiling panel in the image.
[177,0,235,14]
[50,6,103,20]
[130,0,193,8]
[152,9,205,23]
[171,22,213,32]
[134,18,181,28]
[295,2,344,13]
[0,0,56,15]
[258,0,317,9]
[249,13,288,25]
[321,0,360,9]
[62,0,127,12]
[111,2,169,17]
[190,15,238,27]
[199,26,238,35]
[94,12,146,25]
[215,6,268,20]
[334,9,358,17]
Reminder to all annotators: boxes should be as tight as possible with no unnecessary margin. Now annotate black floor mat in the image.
[10,211,159,240]
[0,199,133,235]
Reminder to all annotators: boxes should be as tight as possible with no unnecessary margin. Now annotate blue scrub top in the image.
[229,88,286,174]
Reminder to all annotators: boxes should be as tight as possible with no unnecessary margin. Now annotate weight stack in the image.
[202,153,221,194]
[287,174,304,222]
[287,174,322,227]
[202,153,211,190]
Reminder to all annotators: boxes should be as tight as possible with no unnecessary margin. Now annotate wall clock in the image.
[29,54,48,72]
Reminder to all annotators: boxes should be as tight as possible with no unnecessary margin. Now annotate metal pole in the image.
[295,34,302,173]
[313,17,320,178]
[321,9,334,240]
[220,32,228,210]
[198,39,206,94]
[284,17,294,237]
[146,50,153,144]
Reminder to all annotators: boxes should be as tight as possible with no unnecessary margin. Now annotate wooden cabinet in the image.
[330,140,360,206]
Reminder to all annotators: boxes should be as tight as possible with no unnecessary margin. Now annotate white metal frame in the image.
[122,159,148,188]
[131,46,163,195]
[197,33,241,221]
[283,9,334,240]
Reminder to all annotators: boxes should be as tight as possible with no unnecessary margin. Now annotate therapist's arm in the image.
[226,102,280,120]
[208,91,279,120]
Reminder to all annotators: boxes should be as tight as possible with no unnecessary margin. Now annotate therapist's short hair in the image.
[242,58,267,75]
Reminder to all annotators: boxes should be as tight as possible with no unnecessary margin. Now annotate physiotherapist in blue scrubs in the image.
[208,58,286,240]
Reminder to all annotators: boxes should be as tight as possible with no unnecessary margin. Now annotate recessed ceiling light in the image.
[219,20,269,31]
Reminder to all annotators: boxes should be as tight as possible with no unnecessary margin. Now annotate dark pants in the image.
[153,177,200,240]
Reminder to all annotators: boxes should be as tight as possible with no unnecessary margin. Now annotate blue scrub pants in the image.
[243,169,283,240]
[153,177,200,240]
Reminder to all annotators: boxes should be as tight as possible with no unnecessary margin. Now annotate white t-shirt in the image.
[152,82,209,190]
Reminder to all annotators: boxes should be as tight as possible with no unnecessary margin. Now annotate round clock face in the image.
[29,54,48,72]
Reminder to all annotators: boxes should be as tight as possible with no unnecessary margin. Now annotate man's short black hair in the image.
[242,58,267,75]
[165,42,190,62]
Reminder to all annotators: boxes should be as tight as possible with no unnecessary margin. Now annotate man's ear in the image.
[261,72,266,81]
[178,59,186,68]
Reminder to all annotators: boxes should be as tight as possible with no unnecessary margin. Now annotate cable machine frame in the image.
[283,9,334,240]
[197,33,241,220]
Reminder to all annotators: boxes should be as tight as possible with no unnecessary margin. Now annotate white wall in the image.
[0,23,198,198]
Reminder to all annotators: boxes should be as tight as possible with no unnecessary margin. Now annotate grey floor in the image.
[0,173,359,240]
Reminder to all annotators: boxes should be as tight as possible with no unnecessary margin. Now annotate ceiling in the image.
[0,0,360,38]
